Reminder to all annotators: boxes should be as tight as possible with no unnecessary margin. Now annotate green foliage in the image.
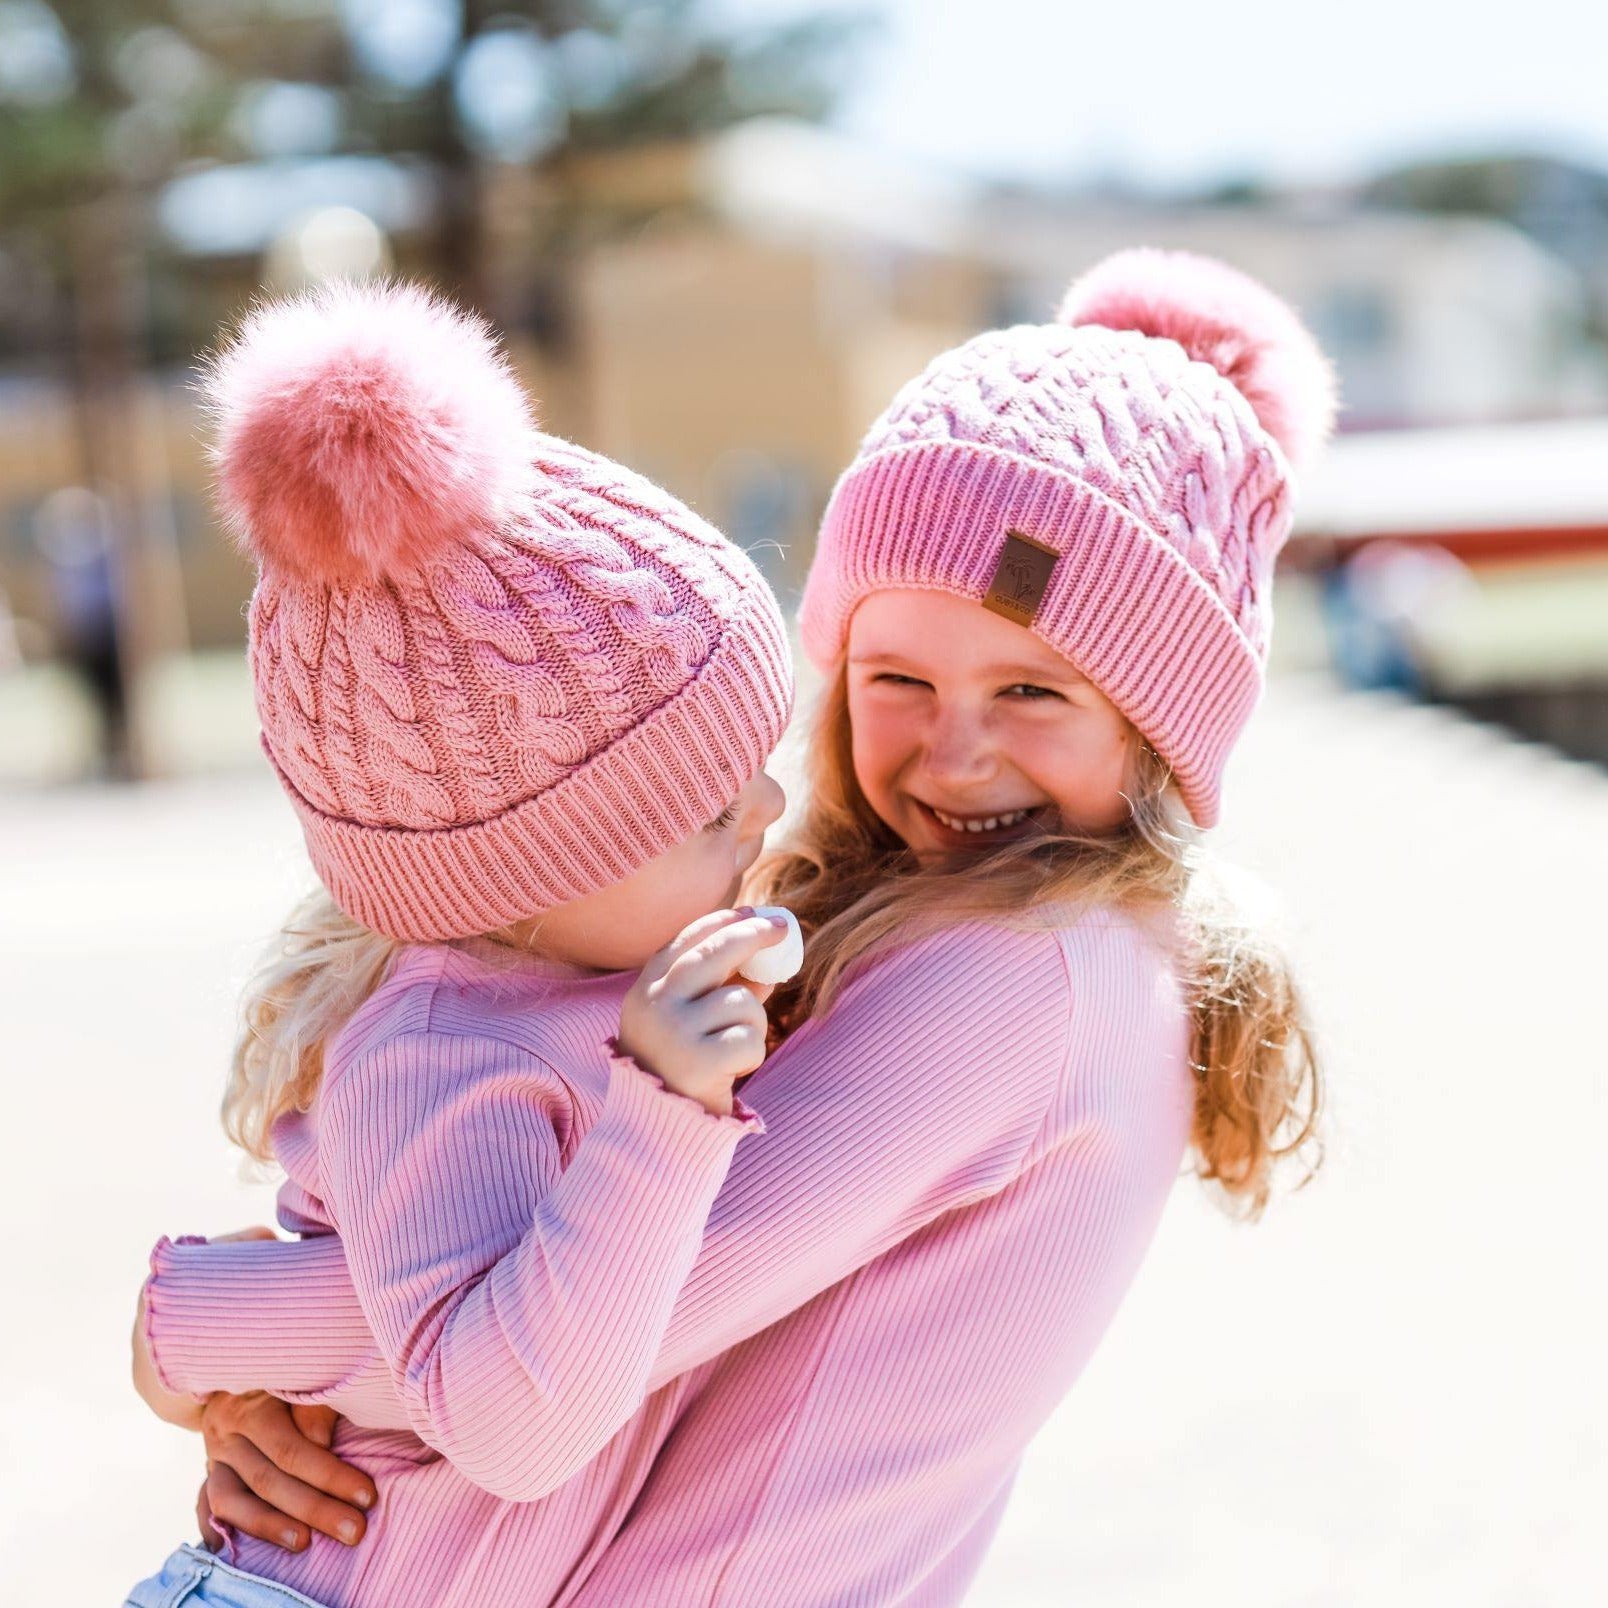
[0,2,245,213]
[0,0,874,363]
[1,1,872,207]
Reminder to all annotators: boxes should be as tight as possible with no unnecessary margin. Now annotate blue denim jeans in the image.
[123,1545,329,1608]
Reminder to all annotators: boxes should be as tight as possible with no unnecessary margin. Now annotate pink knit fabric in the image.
[799,248,1335,827]
[143,914,1192,1608]
[206,283,793,940]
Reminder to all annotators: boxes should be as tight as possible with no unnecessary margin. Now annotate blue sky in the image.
[714,0,1608,190]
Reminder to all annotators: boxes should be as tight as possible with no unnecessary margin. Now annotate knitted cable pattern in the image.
[252,584,341,818]
[534,437,752,615]
[250,482,753,834]
[424,552,593,798]
[396,569,511,824]
[319,589,377,824]
[859,325,1290,651]
[343,585,457,828]
[527,441,736,680]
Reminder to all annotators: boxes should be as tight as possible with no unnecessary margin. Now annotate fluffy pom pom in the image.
[1058,248,1337,468]
[202,279,539,585]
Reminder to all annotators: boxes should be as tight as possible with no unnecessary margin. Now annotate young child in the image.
[137,249,1332,1608]
[125,278,797,1608]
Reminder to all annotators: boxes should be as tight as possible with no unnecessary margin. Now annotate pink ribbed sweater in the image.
[146,914,1193,1607]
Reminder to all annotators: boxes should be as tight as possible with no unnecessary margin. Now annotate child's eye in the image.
[704,805,739,832]
[1004,683,1061,701]
[873,672,929,688]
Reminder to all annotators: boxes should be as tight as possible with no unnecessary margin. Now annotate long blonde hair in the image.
[224,673,1323,1215]
[748,667,1322,1220]
[223,887,401,1163]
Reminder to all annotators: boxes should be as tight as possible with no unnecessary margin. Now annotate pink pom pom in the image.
[1058,248,1337,468]
[202,280,539,585]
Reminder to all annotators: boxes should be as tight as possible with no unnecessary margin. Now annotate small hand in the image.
[208,1227,280,1245]
[198,1393,377,1553]
[618,908,788,1115]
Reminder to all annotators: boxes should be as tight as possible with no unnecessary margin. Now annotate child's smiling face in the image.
[846,589,1136,858]
[497,767,786,970]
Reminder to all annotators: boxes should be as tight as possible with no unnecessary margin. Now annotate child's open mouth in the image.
[915,799,1047,842]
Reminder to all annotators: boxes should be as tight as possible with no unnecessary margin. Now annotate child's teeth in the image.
[933,807,1033,831]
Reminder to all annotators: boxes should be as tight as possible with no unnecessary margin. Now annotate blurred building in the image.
[514,120,1608,594]
[977,190,1607,429]
[1289,418,1608,763]
[2,117,1605,668]
[543,122,997,599]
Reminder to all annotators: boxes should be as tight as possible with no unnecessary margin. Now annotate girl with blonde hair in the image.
[135,248,1330,1607]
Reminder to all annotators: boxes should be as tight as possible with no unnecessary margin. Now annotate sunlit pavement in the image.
[4,673,1603,1603]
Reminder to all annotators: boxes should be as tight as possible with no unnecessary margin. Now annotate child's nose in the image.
[923,712,996,787]
[748,768,786,830]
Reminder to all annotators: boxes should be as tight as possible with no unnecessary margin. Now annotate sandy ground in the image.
[3,673,1603,1603]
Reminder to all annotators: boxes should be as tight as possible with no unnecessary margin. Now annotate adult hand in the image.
[198,1393,376,1553]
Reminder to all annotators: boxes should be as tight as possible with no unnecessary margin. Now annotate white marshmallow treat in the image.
[739,905,804,985]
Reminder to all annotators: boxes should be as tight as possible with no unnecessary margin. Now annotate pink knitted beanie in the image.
[798,248,1336,827]
[206,280,793,941]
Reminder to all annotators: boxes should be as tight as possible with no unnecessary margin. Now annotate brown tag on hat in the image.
[982,531,1059,627]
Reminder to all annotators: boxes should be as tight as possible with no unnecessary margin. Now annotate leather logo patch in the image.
[982,531,1059,627]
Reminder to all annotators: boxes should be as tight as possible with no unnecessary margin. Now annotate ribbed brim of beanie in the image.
[799,439,1262,829]
[275,585,792,942]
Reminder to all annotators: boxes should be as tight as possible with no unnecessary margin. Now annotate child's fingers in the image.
[663,914,788,1000]
[688,993,771,1074]
[213,1433,370,1546]
[690,985,772,1031]
[702,1020,771,1075]
[201,1393,373,1512]
[636,908,749,987]
[203,1460,311,1554]
[706,1019,767,1047]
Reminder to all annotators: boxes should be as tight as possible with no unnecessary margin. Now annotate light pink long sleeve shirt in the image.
[146,913,1192,1608]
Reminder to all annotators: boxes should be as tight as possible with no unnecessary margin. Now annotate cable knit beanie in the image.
[206,280,793,941]
[799,248,1336,827]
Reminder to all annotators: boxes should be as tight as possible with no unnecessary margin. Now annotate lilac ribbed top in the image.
[146,913,1193,1607]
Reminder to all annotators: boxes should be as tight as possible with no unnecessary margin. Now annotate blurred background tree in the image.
[0,0,868,771]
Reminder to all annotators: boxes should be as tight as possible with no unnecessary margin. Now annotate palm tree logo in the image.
[1000,550,1041,605]
[985,532,1058,623]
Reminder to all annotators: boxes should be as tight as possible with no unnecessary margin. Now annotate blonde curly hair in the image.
[748,667,1323,1220]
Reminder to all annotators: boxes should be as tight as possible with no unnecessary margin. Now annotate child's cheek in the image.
[850,703,905,791]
